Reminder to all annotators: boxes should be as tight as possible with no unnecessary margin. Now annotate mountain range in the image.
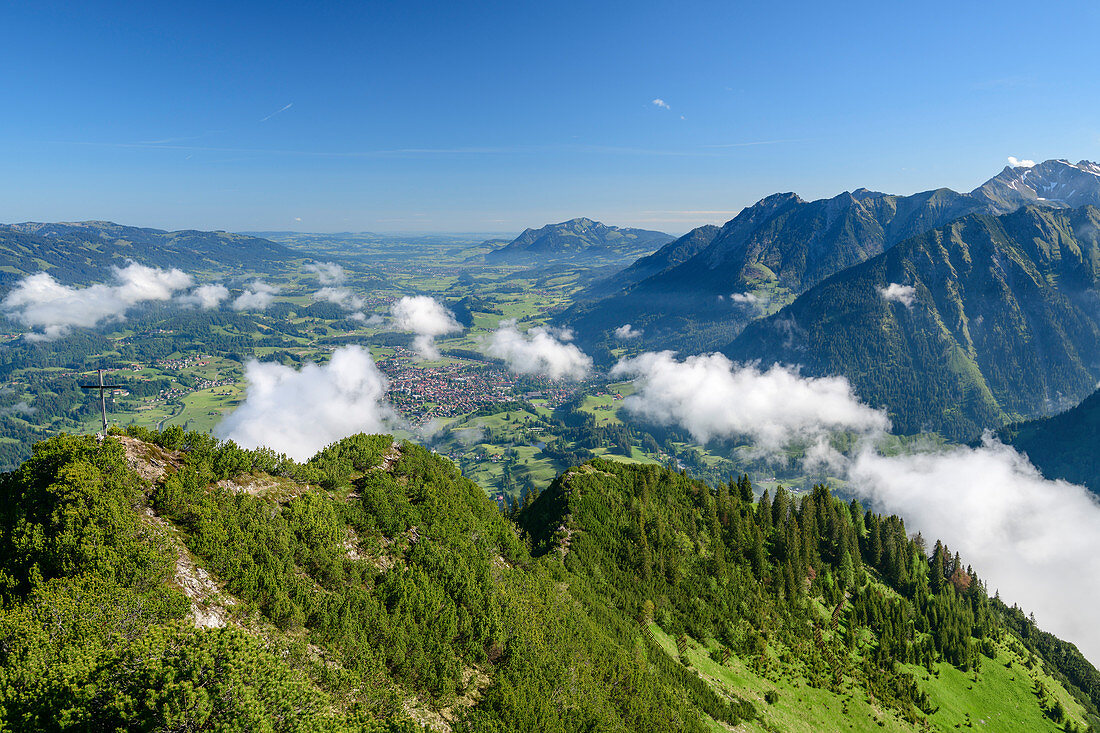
[560,160,1100,357]
[727,205,1100,440]
[973,159,1100,213]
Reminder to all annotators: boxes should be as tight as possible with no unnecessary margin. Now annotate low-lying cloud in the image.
[0,401,35,419]
[232,280,279,311]
[1,263,193,340]
[315,286,365,312]
[614,323,642,339]
[609,347,1100,663]
[215,345,396,461]
[390,295,462,359]
[305,261,346,285]
[611,351,888,450]
[878,283,916,307]
[850,437,1100,666]
[1008,156,1036,168]
[486,320,592,380]
[178,283,230,309]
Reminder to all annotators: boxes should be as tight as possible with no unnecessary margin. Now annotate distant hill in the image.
[972,159,1100,213]
[486,217,673,265]
[0,220,293,287]
[727,205,1100,440]
[996,387,1100,494]
[561,187,993,354]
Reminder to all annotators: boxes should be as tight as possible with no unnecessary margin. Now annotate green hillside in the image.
[0,221,293,287]
[728,205,1100,440]
[996,387,1100,494]
[0,429,1096,730]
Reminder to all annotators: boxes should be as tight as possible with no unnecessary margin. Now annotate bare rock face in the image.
[114,435,183,482]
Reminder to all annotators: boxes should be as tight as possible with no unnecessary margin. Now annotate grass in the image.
[646,617,1088,733]
[908,638,1088,731]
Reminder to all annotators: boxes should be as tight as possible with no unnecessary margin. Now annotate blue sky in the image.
[2,0,1098,233]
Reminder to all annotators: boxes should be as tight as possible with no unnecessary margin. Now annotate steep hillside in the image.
[520,459,1100,732]
[728,205,1100,440]
[0,220,293,287]
[486,218,673,265]
[561,187,992,355]
[580,224,720,299]
[2,429,1097,731]
[996,387,1100,494]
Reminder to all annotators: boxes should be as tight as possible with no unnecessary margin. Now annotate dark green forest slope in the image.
[996,387,1100,495]
[728,205,1100,440]
[0,430,1096,731]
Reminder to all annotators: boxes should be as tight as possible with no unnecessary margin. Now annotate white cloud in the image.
[0,401,35,418]
[231,281,279,311]
[610,351,889,450]
[390,295,463,359]
[878,283,916,307]
[609,346,1100,663]
[305,262,346,286]
[1008,156,1036,168]
[652,98,670,109]
[1,262,192,340]
[730,292,759,305]
[614,323,642,339]
[353,312,384,326]
[486,320,592,380]
[215,345,397,462]
[315,286,364,311]
[849,437,1100,666]
[178,283,230,309]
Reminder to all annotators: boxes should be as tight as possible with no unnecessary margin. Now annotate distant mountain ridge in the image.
[0,220,292,286]
[727,204,1100,440]
[560,158,1100,357]
[972,159,1100,213]
[486,217,673,264]
[561,186,993,354]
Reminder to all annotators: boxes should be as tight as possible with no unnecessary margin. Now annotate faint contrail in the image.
[260,103,293,122]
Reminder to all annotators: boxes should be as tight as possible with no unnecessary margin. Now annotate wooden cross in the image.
[80,369,122,437]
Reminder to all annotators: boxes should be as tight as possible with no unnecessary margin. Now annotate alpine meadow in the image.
[3,2,1100,731]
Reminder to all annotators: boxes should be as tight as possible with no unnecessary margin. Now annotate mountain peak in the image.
[972,158,1100,213]
[487,217,673,262]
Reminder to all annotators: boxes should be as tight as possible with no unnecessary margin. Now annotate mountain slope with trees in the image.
[727,205,1100,440]
[0,428,1096,730]
[996,387,1100,494]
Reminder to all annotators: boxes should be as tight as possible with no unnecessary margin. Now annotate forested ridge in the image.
[0,430,1096,731]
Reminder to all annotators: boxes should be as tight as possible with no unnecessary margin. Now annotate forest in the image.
[0,429,1096,731]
